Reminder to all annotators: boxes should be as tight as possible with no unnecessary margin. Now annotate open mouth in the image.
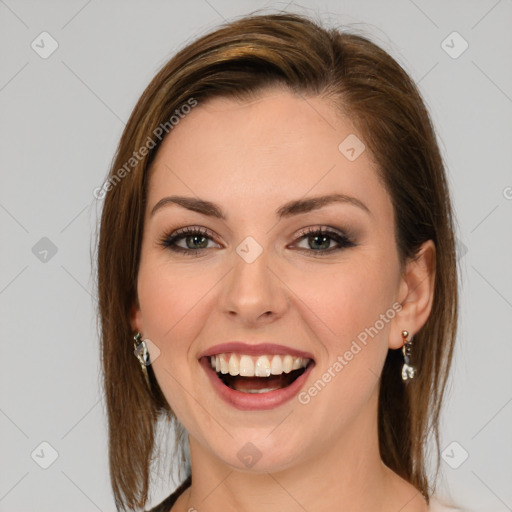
[204,353,314,394]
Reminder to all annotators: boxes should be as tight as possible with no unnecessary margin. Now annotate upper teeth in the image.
[209,353,310,377]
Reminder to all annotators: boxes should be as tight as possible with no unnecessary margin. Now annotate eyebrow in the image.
[150,193,371,219]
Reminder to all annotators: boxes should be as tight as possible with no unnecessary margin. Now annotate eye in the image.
[159,226,221,255]
[292,226,356,255]
[159,225,356,257]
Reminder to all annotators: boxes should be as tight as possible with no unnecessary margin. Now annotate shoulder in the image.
[428,496,466,512]
[145,475,192,512]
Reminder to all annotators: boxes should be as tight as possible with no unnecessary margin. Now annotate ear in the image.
[129,297,143,335]
[388,240,436,349]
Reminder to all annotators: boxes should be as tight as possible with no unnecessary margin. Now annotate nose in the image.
[219,243,289,326]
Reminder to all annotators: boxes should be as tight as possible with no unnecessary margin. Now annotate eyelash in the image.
[159,225,356,257]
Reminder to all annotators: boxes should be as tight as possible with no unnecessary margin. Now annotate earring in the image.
[133,332,151,389]
[401,330,416,381]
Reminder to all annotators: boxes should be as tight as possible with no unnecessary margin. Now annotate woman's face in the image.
[131,88,412,472]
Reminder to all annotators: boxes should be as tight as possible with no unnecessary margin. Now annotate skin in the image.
[130,87,435,512]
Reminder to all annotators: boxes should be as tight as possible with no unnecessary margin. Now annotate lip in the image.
[199,355,315,411]
[198,342,315,360]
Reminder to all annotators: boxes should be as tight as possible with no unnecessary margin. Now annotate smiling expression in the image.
[130,87,407,472]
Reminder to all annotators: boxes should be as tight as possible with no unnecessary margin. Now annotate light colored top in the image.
[146,481,464,512]
[429,497,463,511]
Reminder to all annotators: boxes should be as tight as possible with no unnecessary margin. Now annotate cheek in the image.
[136,261,209,427]
[137,256,217,349]
[291,263,397,435]
[289,254,399,416]
[135,255,225,409]
[294,257,398,345]
[136,261,192,395]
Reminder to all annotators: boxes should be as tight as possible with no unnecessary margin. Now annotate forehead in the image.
[146,88,390,219]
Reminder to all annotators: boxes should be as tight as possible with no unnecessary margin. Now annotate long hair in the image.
[96,12,458,511]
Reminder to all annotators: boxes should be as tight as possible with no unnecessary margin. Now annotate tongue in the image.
[220,370,302,392]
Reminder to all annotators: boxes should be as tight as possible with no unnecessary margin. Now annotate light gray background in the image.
[1,1,511,511]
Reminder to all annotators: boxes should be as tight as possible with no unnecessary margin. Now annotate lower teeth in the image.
[238,386,282,394]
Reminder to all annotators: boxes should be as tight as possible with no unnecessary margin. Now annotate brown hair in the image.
[96,12,458,511]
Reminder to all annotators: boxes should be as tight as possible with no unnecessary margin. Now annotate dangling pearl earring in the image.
[401,330,416,381]
[133,332,151,388]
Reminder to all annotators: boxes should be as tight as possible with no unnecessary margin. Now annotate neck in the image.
[176,391,427,512]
